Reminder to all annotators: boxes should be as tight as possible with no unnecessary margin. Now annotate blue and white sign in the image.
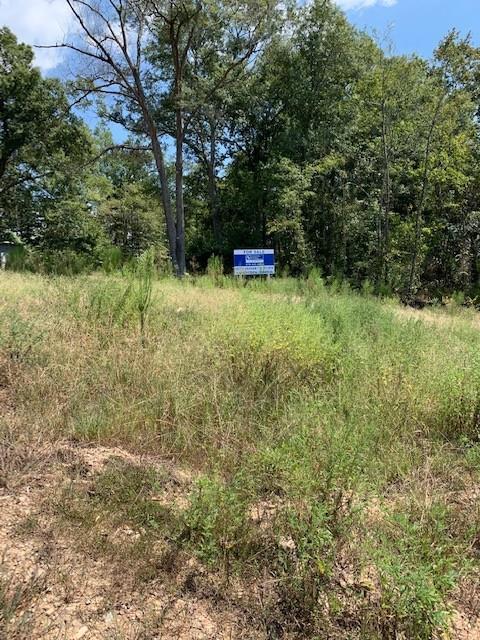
[234,249,275,276]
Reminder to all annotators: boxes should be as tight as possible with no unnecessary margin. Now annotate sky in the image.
[0,0,478,143]
[0,0,479,75]
[342,0,479,58]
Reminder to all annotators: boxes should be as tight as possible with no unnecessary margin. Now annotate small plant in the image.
[132,249,155,345]
[361,278,375,296]
[0,310,43,363]
[365,505,461,639]
[273,502,336,617]
[462,437,480,471]
[97,244,123,274]
[4,246,31,272]
[206,255,224,286]
[183,477,250,569]
[450,290,466,308]
[74,278,136,328]
[304,267,324,297]
[90,458,169,527]
[0,565,46,638]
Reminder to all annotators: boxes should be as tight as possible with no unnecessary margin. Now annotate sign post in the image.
[233,249,275,276]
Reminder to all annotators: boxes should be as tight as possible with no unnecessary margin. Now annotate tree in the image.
[216,0,367,273]
[212,3,480,295]
[100,182,164,256]
[0,27,90,237]
[4,1,480,295]
[51,0,278,275]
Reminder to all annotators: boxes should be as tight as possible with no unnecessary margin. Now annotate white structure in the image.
[0,242,16,269]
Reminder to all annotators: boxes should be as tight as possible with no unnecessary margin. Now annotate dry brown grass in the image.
[1,272,480,639]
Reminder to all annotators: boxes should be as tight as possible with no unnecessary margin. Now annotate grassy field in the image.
[1,271,479,639]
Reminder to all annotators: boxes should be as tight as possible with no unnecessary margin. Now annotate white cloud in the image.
[0,0,73,71]
[0,0,397,72]
[335,0,397,9]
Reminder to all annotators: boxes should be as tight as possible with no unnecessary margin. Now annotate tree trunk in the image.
[407,93,445,296]
[381,94,391,285]
[171,21,186,278]
[0,154,8,182]
[135,81,178,273]
[208,166,221,247]
[175,103,186,276]
[146,112,178,272]
[471,231,479,290]
[207,118,221,249]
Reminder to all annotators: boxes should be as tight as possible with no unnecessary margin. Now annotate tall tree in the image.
[0,26,90,235]
[45,0,180,271]
[51,0,277,275]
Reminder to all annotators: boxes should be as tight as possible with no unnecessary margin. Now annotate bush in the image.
[206,254,224,285]
[183,477,251,566]
[96,244,123,274]
[5,246,30,271]
[368,505,460,639]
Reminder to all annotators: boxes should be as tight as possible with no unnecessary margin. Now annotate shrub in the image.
[183,477,251,567]
[368,505,460,639]
[206,255,224,285]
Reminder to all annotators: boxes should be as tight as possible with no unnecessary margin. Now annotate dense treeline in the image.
[1,0,480,297]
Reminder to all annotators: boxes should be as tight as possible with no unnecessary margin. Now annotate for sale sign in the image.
[233,249,275,276]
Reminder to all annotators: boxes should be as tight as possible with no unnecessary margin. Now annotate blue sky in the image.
[0,0,477,71]
[341,0,479,58]
[0,0,477,143]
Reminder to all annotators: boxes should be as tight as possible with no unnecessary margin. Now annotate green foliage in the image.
[7,247,96,276]
[369,505,461,639]
[39,199,102,255]
[99,183,165,258]
[464,439,480,471]
[96,244,124,274]
[3,4,480,293]
[183,477,250,565]
[264,158,315,273]
[64,277,138,330]
[0,309,43,363]
[206,255,224,285]
[186,7,480,295]
[4,246,30,272]
[39,250,95,276]
[0,27,91,243]
[58,250,156,344]
[132,248,155,343]
[273,502,337,619]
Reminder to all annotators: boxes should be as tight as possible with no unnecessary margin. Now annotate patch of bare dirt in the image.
[448,611,480,640]
[2,442,479,639]
[0,443,262,640]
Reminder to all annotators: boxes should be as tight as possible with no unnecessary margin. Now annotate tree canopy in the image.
[1,1,480,297]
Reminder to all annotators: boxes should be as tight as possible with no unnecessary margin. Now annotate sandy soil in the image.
[0,444,261,640]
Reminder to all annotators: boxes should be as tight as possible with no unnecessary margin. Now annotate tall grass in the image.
[1,271,479,637]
